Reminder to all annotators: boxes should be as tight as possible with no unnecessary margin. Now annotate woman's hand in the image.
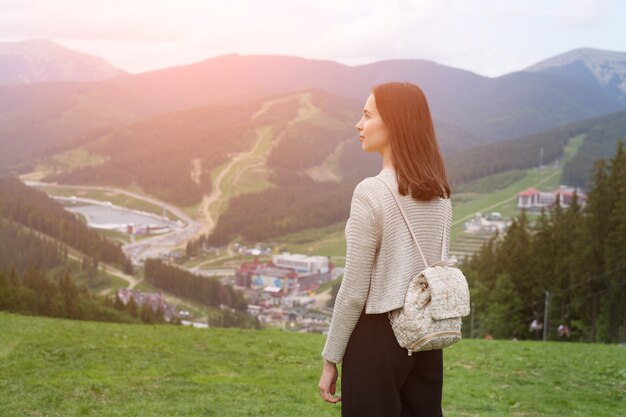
[318,359,341,403]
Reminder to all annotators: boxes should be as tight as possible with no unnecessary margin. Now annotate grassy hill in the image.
[0,312,623,417]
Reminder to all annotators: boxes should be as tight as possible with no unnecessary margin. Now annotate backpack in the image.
[376,177,471,356]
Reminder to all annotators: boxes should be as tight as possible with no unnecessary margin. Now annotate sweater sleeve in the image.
[321,183,380,364]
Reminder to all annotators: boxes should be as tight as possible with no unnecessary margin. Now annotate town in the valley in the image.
[117,248,342,334]
[112,182,586,333]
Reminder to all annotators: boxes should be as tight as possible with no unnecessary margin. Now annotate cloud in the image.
[556,0,609,28]
[0,0,187,42]
[0,0,622,76]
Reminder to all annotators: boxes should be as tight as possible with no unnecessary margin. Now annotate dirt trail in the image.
[190,158,202,185]
[198,93,318,237]
[198,132,267,236]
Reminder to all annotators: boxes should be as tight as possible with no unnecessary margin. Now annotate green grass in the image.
[94,274,129,296]
[228,126,278,197]
[52,148,107,171]
[454,169,527,194]
[0,312,623,416]
[278,221,347,266]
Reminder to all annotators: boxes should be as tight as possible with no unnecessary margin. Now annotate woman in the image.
[318,81,452,417]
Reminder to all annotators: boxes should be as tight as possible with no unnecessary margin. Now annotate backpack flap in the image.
[421,266,471,319]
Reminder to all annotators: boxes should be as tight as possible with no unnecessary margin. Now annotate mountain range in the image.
[525,47,626,105]
[1,40,625,172]
[0,39,127,85]
[1,40,626,218]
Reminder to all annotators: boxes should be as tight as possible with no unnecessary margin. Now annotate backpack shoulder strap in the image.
[376,177,429,267]
[376,177,454,267]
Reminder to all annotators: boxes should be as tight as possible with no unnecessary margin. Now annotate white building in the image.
[272,252,329,274]
[463,213,510,234]
[517,185,586,210]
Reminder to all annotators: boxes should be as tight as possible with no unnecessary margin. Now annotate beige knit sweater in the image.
[321,168,452,364]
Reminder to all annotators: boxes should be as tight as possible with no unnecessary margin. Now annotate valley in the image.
[2,22,626,417]
[5,47,621,341]
[17,124,587,325]
[17,92,335,325]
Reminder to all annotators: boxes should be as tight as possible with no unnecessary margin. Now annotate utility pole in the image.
[543,291,550,341]
[470,302,475,338]
[539,147,544,168]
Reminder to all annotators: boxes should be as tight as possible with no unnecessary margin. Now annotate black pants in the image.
[341,310,443,417]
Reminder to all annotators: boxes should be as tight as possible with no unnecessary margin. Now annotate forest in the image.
[43,95,301,206]
[144,259,260,329]
[0,267,167,325]
[463,140,626,342]
[0,205,166,324]
[0,176,132,273]
[562,110,626,189]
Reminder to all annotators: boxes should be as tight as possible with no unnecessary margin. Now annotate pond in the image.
[64,204,173,229]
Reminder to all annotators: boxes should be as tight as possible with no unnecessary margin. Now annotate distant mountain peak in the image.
[0,38,128,84]
[525,47,626,92]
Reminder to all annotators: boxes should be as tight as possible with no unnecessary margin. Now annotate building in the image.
[516,185,586,211]
[463,212,511,234]
[272,252,330,273]
[234,254,334,296]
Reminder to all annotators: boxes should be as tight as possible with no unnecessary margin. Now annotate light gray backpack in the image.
[376,177,471,356]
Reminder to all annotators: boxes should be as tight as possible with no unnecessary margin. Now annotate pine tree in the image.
[494,211,532,305]
[113,293,125,311]
[128,295,138,318]
[140,302,154,324]
[529,207,557,306]
[59,272,79,319]
[485,272,525,339]
[602,139,626,342]
[551,191,584,324]
[576,159,611,341]
[155,304,165,323]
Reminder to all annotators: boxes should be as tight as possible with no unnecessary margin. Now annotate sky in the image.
[1,0,625,77]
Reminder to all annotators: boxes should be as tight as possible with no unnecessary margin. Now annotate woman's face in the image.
[355,93,390,154]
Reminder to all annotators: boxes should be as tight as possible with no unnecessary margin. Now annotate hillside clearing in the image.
[0,312,623,417]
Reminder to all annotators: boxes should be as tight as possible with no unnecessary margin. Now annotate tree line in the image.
[0,218,67,274]
[0,176,132,273]
[144,259,259,329]
[0,267,166,325]
[0,190,164,324]
[562,110,626,190]
[204,181,355,246]
[464,140,626,342]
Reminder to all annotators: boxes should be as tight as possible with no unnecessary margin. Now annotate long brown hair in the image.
[372,81,451,201]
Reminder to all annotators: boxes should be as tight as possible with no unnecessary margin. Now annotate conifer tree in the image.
[576,159,610,341]
[529,207,556,304]
[140,302,154,324]
[128,295,138,318]
[59,272,79,319]
[602,139,626,342]
[485,272,525,339]
[494,211,532,305]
